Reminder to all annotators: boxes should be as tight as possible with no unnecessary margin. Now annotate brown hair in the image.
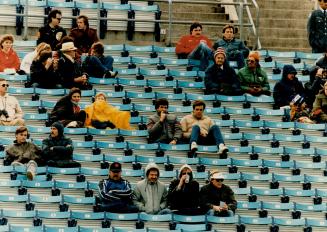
[0,34,14,48]
[34,43,52,61]
[77,15,89,28]
[15,126,28,135]
[222,24,235,33]
[192,100,206,110]
[91,42,104,56]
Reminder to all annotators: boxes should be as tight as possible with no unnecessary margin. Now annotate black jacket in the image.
[37,24,67,51]
[30,60,61,89]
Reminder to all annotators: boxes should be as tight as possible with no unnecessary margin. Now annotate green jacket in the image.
[237,66,270,92]
[312,91,327,122]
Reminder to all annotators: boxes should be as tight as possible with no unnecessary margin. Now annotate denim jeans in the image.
[189,125,224,146]
[188,42,214,71]
[227,51,245,69]
[84,55,114,77]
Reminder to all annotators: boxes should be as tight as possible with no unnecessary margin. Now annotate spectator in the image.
[273,65,305,108]
[42,121,80,168]
[147,98,182,144]
[167,164,201,215]
[50,87,86,128]
[237,51,270,96]
[69,15,99,55]
[98,162,138,213]
[82,42,118,78]
[30,51,62,89]
[199,171,237,217]
[213,24,249,69]
[307,0,327,53]
[5,126,44,180]
[181,100,228,157]
[84,92,131,130]
[20,42,51,75]
[204,48,242,95]
[175,22,213,71]
[57,42,92,90]
[37,9,67,50]
[0,34,20,73]
[133,163,170,214]
[0,78,24,126]
[305,67,327,107]
[290,95,313,124]
[311,82,327,123]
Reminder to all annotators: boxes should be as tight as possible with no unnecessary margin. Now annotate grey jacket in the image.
[133,163,168,214]
[147,113,182,143]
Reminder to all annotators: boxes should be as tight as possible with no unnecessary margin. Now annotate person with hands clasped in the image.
[147,98,182,144]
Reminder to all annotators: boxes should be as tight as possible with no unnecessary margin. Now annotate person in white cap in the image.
[57,41,92,90]
[199,170,237,217]
[205,47,242,95]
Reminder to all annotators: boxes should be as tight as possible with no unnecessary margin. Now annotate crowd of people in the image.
[2,1,327,217]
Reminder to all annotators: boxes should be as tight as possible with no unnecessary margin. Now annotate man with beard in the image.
[98,162,138,213]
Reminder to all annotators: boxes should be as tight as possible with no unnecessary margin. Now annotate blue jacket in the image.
[213,38,249,59]
[273,65,304,108]
[98,178,133,204]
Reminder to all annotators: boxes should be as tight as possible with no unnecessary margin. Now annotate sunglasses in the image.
[247,59,256,64]
[1,84,9,88]
[214,179,224,182]
[56,18,62,21]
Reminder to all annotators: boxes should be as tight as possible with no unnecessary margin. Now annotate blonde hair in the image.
[95,92,107,101]
[34,43,51,61]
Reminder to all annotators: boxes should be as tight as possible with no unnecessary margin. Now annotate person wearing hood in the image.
[147,98,182,144]
[41,121,80,168]
[213,24,249,69]
[273,65,305,108]
[50,87,86,128]
[237,51,270,96]
[167,164,201,215]
[204,48,242,95]
[5,126,44,180]
[98,162,138,213]
[199,170,237,217]
[133,163,170,214]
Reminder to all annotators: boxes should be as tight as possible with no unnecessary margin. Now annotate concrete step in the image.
[259,18,307,28]
[158,2,224,13]
[258,28,308,38]
[256,0,314,10]
[259,36,310,48]
[258,9,312,19]
[261,46,312,52]
[161,12,228,21]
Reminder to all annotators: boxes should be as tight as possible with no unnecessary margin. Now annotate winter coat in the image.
[312,90,327,122]
[213,38,249,60]
[205,61,242,95]
[273,65,305,108]
[199,183,237,213]
[69,27,99,54]
[307,9,327,53]
[237,66,270,92]
[167,164,200,211]
[30,59,61,89]
[133,163,168,214]
[37,24,67,51]
[5,141,43,165]
[147,113,182,143]
[98,177,133,204]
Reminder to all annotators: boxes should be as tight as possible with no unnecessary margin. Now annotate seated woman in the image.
[50,88,86,128]
[85,92,131,130]
[30,51,62,89]
[20,42,51,75]
[311,82,327,123]
[0,34,20,73]
[273,65,305,108]
[82,42,118,78]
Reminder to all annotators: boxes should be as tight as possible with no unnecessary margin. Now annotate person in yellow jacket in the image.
[85,92,131,130]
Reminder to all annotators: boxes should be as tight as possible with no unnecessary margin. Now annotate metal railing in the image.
[11,0,260,48]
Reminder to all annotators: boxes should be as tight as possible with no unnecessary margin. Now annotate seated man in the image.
[82,42,118,78]
[181,100,228,157]
[133,163,170,214]
[199,171,237,217]
[57,42,92,90]
[0,78,24,126]
[42,122,80,168]
[213,24,249,69]
[237,51,271,96]
[98,162,138,213]
[168,164,201,215]
[147,98,182,144]
[5,126,44,180]
[175,22,213,71]
[205,47,242,95]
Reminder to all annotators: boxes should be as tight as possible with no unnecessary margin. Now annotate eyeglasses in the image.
[1,84,9,88]
[214,179,224,182]
[247,59,256,64]
[56,18,62,21]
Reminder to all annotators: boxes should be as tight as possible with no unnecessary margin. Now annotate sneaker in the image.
[190,141,198,152]
[11,161,24,166]
[218,143,229,156]
[66,121,78,128]
[104,70,118,78]
[26,160,38,181]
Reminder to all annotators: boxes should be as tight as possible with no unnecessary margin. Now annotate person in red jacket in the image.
[175,22,213,71]
[0,34,20,73]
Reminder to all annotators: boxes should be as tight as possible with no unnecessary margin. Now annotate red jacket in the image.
[175,34,212,55]
[0,49,20,72]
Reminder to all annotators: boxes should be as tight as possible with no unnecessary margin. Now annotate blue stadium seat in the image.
[30,194,61,203]
[71,211,104,220]
[273,217,305,226]
[284,188,315,197]
[0,194,27,202]
[139,212,172,222]
[262,202,294,210]
[295,202,326,211]
[240,216,273,225]
[9,225,42,232]
[37,211,70,219]
[251,187,282,196]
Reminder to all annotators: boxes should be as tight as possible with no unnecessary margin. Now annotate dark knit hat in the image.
[51,121,64,137]
[214,47,226,59]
